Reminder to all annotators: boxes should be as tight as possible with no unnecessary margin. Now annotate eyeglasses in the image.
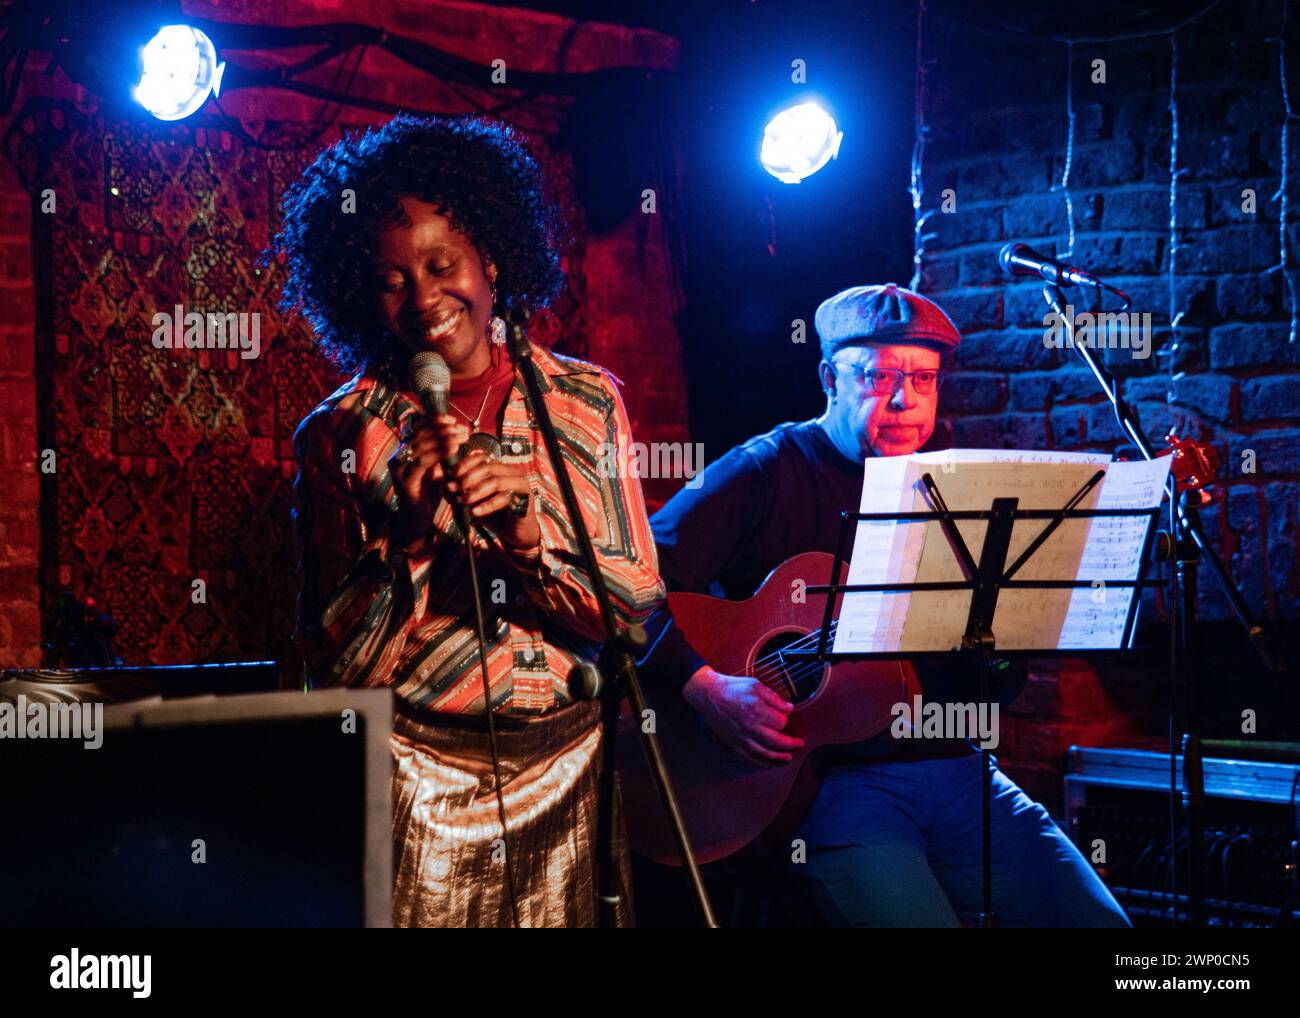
[837,363,946,396]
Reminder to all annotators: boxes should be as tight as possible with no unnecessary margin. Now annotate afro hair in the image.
[271,113,565,374]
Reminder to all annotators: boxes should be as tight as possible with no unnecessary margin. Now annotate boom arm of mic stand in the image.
[1043,284,1284,673]
[503,310,719,929]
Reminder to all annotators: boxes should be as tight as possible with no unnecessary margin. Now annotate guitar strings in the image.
[750,621,840,701]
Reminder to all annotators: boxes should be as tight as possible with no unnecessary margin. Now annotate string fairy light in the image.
[1267,3,1299,343]
[909,0,938,290]
[917,0,1227,306]
[1166,32,1188,399]
[1051,39,1077,259]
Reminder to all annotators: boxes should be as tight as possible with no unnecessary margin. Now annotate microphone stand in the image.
[503,308,718,929]
[1042,281,1286,928]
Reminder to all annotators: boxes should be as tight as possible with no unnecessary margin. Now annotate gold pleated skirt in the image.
[390,698,633,927]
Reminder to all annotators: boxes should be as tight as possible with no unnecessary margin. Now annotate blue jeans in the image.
[778,754,1131,928]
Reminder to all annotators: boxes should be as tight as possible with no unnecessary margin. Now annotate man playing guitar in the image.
[637,283,1131,927]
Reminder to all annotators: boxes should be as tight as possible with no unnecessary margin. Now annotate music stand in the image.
[789,470,1163,927]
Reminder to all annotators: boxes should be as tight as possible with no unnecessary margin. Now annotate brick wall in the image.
[0,0,688,667]
[918,1,1300,807]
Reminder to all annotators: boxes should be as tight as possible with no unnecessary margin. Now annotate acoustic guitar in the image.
[619,551,919,866]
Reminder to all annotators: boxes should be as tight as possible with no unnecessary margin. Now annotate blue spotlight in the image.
[132,25,226,122]
[759,101,843,184]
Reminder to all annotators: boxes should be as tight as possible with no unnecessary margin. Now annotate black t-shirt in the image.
[639,419,1026,758]
[655,419,863,603]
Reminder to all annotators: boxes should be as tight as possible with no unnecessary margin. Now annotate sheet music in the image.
[831,449,1165,654]
[912,449,1112,467]
[899,458,1106,652]
[1059,456,1171,649]
[831,456,913,652]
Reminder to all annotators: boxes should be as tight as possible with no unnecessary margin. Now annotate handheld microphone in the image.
[408,351,501,466]
[998,242,1104,287]
[409,350,450,416]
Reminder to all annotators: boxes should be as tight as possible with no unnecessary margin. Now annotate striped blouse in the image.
[291,345,665,715]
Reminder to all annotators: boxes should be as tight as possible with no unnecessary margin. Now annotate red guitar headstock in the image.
[1164,430,1221,503]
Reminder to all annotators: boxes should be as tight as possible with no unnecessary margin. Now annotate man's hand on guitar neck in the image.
[681,667,805,767]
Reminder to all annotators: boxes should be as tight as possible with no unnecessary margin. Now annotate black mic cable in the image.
[409,351,521,928]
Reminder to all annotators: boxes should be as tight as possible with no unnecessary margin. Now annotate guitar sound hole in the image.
[752,630,824,705]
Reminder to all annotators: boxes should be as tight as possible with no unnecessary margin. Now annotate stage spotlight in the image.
[132,25,226,122]
[759,101,843,184]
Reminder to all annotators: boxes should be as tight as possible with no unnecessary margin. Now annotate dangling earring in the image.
[488,286,506,345]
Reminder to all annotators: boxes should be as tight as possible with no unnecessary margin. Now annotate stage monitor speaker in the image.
[0,689,392,928]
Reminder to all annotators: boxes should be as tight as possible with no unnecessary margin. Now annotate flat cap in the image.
[814,283,961,360]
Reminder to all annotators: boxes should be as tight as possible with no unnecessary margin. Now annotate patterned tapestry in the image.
[6,99,587,678]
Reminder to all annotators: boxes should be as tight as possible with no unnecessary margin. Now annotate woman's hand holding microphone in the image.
[388,413,540,554]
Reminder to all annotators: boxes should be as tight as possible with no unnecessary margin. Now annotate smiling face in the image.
[372,197,497,378]
[820,341,941,459]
